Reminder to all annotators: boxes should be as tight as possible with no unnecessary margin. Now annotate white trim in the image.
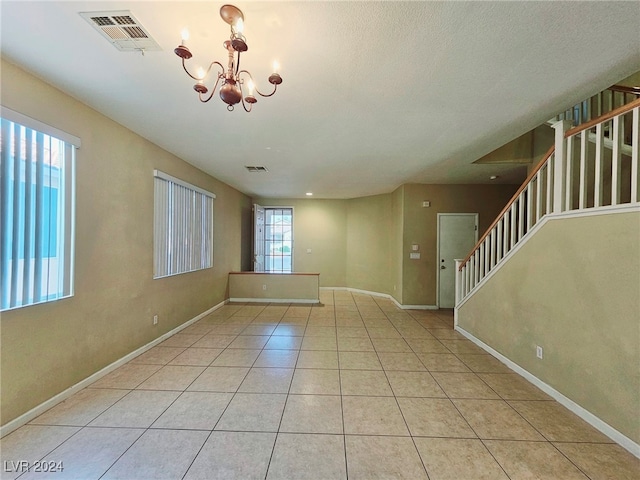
[153,169,216,199]
[454,325,640,459]
[1,105,81,147]
[261,206,295,274]
[320,287,438,310]
[0,299,228,438]
[456,203,640,310]
[229,297,319,304]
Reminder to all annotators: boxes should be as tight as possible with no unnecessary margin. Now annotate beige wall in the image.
[252,198,348,287]
[346,194,394,295]
[257,184,517,306]
[391,186,405,303]
[0,59,252,425]
[457,211,640,443]
[400,184,518,306]
[229,273,319,302]
[530,124,555,174]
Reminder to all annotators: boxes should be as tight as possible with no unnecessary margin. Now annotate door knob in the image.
[441,265,446,270]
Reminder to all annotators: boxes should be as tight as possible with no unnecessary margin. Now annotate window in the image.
[153,170,215,278]
[264,207,293,273]
[1,108,78,311]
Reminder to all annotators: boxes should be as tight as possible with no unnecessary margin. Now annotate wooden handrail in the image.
[459,145,555,270]
[459,96,640,271]
[609,84,640,96]
[565,97,640,138]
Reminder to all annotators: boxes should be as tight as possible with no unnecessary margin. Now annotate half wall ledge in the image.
[228,272,320,304]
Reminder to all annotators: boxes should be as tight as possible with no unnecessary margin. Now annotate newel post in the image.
[552,120,572,213]
[454,259,463,328]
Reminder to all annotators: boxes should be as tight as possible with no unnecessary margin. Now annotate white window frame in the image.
[1,106,79,311]
[153,170,215,278]
[263,206,294,273]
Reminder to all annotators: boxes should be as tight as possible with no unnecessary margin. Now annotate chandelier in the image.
[174,4,282,112]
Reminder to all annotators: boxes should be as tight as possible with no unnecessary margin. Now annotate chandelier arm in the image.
[237,70,278,98]
[198,74,223,103]
[240,94,253,113]
[255,83,278,98]
[182,59,225,82]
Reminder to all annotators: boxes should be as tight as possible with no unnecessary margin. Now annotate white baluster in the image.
[632,107,639,203]
[565,135,574,210]
[535,171,542,221]
[503,212,509,255]
[526,183,533,230]
[490,229,496,269]
[552,120,571,212]
[455,259,463,307]
[546,160,553,215]
[594,122,604,207]
[579,131,588,209]
[484,237,490,276]
[518,192,525,240]
[510,204,517,249]
[611,115,623,205]
[479,243,485,281]
[496,218,503,263]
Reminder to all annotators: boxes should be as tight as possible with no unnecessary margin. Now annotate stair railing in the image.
[552,84,640,128]
[456,97,640,306]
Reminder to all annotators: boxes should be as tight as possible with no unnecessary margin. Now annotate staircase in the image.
[455,89,640,305]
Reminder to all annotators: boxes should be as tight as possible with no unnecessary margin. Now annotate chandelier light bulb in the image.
[196,67,205,81]
[272,60,280,73]
[181,28,190,44]
[247,79,255,95]
[234,17,244,34]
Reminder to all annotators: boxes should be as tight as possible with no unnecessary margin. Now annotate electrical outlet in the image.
[536,345,543,359]
[153,314,158,325]
[262,284,267,290]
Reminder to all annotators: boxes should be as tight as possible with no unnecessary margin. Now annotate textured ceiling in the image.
[1,1,639,198]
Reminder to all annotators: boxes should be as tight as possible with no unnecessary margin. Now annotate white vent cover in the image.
[245,166,269,172]
[80,11,161,52]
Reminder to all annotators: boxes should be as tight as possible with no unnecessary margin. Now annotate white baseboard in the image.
[320,286,437,310]
[0,299,228,438]
[229,297,319,304]
[455,325,640,459]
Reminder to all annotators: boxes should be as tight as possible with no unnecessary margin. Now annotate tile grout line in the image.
[359,299,433,480]
[262,300,312,480]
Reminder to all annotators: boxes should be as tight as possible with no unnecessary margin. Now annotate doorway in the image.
[437,213,478,308]
[253,204,293,273]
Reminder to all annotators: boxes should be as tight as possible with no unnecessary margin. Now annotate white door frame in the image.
[436,213,478,308]
[260,205,295,273]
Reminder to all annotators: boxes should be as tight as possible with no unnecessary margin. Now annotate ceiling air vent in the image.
[245,166,269,172]
[79,11,161,53]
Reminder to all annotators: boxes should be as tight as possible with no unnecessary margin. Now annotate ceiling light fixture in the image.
[174,4,282,112]
[305,192,313,196]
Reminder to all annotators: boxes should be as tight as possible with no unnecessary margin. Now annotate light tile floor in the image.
[2,291,639,479]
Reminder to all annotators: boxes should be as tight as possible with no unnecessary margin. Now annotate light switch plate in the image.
[410,252,420,259]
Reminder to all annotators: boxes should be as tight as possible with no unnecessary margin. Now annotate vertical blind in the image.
[1,108,78,311]
[153,170,215,278]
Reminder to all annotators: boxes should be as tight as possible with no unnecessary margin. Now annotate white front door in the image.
[437,213,478,308]
[253,204,265,272]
